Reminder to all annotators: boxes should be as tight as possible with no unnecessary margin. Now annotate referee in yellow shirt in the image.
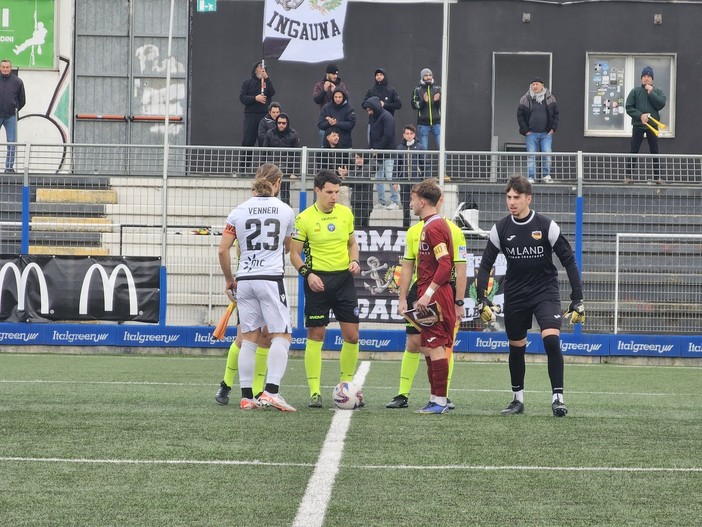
[290,170,362,407]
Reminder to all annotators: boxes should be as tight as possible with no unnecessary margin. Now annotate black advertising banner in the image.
[0,255,161,323]
[353,227,506,328]
[354,228,407,324]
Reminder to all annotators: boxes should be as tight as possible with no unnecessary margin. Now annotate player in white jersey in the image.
[218,164,297,412]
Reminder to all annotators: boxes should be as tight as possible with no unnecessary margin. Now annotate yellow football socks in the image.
[223,340,240,388]
[340,341,359,382]
[398,350,421,397]
[305,339,323,396]
[252,345,270,395]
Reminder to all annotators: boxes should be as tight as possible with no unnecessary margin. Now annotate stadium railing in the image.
[2,142,701,336]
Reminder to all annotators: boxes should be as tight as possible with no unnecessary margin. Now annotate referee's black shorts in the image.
[304,270,359,327]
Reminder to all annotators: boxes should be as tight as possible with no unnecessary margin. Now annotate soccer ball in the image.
[332,381,363,410]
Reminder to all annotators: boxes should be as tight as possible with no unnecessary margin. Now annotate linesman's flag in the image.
[263,0,348,63]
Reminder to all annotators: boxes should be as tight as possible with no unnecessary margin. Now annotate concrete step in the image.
[36,188,118,204]
[31,216,113,232]
[28,245,109,256]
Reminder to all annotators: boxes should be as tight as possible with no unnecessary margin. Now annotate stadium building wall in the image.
[190,0,701,154]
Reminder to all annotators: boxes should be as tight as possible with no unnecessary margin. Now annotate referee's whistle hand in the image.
[308,274,324,292]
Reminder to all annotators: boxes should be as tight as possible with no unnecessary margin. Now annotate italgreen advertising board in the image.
[0,0,55,70]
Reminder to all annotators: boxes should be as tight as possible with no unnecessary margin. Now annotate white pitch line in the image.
[0,379,690,398]
[291,360,371,527]
[0,456,313,467]
[1,456,699,474]
[349,464,702,473]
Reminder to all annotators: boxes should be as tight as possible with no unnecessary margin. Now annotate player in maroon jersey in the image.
[409,179,456,414]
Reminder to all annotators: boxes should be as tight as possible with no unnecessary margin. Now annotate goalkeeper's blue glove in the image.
[565,299,586,324]
[477,297,500,324]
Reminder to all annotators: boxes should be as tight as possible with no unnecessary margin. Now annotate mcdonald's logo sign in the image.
[0,262,50,314]
[79,263,139,316]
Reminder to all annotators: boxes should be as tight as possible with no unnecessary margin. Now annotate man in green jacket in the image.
[411,68,441,150]
[625,66,666,183]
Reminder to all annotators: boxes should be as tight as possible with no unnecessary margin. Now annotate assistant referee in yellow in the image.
[291,169,362,408]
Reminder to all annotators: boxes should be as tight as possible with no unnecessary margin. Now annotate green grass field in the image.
[1,353,700,526]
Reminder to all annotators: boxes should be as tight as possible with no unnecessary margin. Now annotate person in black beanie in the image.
[363,68,402,116]
[625,65,666,184]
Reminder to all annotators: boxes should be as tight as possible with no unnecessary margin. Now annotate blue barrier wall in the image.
[0,323,696,358]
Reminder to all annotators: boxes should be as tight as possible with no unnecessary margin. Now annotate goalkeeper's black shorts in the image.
[504,298,562,341]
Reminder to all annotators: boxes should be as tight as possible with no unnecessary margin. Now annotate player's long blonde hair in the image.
[252,163,283,197]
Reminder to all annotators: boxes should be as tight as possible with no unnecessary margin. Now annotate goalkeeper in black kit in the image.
[476,175,585,417]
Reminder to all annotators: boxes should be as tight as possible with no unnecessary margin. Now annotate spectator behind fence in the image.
[317,87,356,148]
[319,127,349,175]
[362,68,402,117]
[396,124,427,228]
[239,61,275,174]
[362,96,398,210]
[313,63,349,146]
[411,68,441,151]
[625,66,666,184]
[319,127,351,207]
[345,153,374,229]
[318,128,373,227]
[263,113,300,205]
[257,101,281,146]
[517,76,558,184]
[0,59,26,173]
[240,61,275,147]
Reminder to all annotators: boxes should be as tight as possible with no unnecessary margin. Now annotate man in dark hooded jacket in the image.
[362,96,399,209]
[257,101,281,147]
[363,68,402,117]
[318,87,356,148]
[264,113,300,204]
[239,61,275,147]
[313,63,348,146]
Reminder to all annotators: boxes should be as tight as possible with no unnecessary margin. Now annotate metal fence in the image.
[2,142,701,334]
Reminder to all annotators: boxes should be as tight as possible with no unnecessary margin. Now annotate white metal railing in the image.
[3,142,702,184]
[4,142,702,332]
[614,233,702,334]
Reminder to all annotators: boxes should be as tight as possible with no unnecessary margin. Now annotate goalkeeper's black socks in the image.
[543,335,564,395]
[265,383,279,395]
[508,343,526,392]
[241,387,254,399]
